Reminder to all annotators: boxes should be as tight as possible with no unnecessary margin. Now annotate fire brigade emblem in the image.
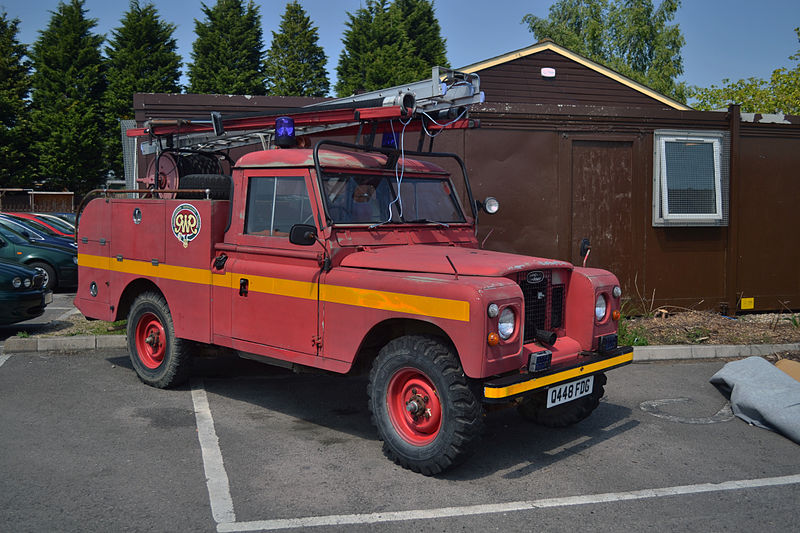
[171,203,201,248]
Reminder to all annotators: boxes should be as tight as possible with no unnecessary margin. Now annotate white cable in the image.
[420,107,469,138]
[372,116,412,227]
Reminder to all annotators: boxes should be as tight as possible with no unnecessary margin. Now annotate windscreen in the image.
[322,173,465,225]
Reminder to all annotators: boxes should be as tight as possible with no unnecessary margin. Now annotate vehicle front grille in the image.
[32,273,45,289]
[516,270,566,344]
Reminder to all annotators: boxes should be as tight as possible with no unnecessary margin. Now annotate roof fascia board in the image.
[460,42,691,111]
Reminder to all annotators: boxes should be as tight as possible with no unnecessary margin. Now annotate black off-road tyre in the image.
[517,373,607,427]
[29,261,57,291]
[176,174,231,200]
[126,292,191,388]
[368,335,483,475]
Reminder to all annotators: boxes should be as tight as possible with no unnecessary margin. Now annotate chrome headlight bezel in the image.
[12,277,22,289]
[498,307,516,340]
[595,293,608,322]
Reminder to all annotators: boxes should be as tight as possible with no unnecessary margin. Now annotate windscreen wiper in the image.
[408,218,449,227]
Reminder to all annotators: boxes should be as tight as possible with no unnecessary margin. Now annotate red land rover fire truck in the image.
[75,69,633,475]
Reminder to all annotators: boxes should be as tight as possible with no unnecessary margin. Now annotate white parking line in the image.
[0,354,10,368]
[215,473,800,532]
[190,377,799,533]
[56,308,81,321]
[191,379,236,525]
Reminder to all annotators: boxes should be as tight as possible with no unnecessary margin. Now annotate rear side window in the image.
[244,176,313,236]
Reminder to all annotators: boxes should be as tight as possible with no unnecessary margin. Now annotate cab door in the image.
[227,170,322,357]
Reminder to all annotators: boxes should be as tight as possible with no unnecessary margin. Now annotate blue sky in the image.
[2,0,799,101]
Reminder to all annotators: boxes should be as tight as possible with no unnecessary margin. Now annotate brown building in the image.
[132,41,800,314]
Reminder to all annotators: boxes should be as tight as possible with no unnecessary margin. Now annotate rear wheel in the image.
[368,335,483,475]
[29,261,57,291]
[517,373,607,427]
[126,292,191,388]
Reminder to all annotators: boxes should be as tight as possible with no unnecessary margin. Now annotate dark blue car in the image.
[0,214,77,250]
[0,259,51,325]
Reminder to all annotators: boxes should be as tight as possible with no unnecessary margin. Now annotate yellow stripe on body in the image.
[484,352,634,400]
[78,253,470,322]
[79,253,211,285]
[321,284,470,322]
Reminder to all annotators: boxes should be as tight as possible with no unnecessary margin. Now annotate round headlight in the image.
[487,303,499,318]
[595,293,608,321]
[612,286,622,298]
[483,197,500,214]
[23,278,32,288]
[12,277,22,289]
[498,307,516,340]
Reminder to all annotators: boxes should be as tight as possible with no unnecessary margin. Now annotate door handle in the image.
[239,278,249,296]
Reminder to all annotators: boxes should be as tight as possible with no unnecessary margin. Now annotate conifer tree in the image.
[264,1,329,97]
[29,0,106,195]
[105,0,182,178]
[336,0,447,96]
[391,0,448,75]
[188,0,265,95]
[0,12,32,188]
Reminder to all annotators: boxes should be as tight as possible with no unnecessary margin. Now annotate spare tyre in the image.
[176,174,231,200]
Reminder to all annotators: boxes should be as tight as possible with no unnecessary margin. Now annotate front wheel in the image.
[126,292,191,388]
[368,335,483,475]
[29,261,57,291]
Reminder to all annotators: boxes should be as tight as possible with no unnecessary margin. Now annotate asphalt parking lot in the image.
[0,291,78,349]
[1,345,799,532]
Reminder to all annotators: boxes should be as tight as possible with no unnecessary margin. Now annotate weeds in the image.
[618,316,649,346]
[16,331,30,338]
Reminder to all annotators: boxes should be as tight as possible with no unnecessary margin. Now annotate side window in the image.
[653,130,729,227]
[244,176,313,236]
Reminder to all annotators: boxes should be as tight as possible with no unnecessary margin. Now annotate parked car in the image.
[0,225,77,290]
[50,212,76,225]
[0,258,51,326]
[33,213,76,235]
[5,212,74,237]
[0,214,77,249]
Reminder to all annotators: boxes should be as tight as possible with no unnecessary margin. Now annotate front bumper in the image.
[0,289,51,325]
[482,346,633,402]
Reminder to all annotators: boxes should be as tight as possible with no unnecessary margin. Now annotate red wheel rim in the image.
[386,368,442,445]
[135,312,166,369]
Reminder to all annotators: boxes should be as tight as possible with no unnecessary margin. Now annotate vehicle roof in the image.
[235,148,448,174]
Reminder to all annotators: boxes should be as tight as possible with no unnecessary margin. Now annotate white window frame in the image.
[654,131,724,224]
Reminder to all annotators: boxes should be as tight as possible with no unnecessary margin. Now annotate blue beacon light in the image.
[275,116,296,147]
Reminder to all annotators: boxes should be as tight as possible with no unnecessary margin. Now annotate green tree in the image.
[264,1,329,97]
[391,0,448,75]
[690,27,800,114]
[335,0,447,96]
[104,0,182,178]
[0,12,32,188]
[29,0,106,195]
[523,0,686,102]
[188,0,265,95]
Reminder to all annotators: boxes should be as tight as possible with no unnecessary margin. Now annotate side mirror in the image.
[579,238,591,266]
[289,224,317,246]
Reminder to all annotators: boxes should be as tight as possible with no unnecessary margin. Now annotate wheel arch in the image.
[115,278,167,322]
[349,318,457,375]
